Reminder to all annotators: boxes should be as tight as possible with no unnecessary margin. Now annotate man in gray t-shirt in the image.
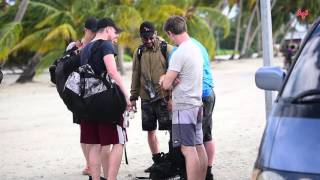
[160,15,207,180]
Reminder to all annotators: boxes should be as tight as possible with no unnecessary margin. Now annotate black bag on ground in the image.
[63,40,127,123]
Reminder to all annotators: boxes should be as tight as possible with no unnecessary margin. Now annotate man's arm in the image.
[160,70,179,90]
[130,50,140,101]
[104,54,130,106]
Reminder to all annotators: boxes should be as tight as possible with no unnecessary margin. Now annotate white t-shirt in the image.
[168,39,203,110]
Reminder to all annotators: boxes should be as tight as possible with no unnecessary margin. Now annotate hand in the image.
[75,40,83,48]
[126,99,132,110]
[173,77,180,87]
[167,98,172,112]
[130,100,137,112]
[159,75,165,87]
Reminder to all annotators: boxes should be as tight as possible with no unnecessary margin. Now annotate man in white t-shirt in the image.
[160,15,207,180]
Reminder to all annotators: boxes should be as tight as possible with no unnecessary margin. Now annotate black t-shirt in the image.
[80,40,116,75]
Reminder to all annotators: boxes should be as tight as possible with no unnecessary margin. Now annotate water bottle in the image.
[123,111,130,128]
[129,110,135,120]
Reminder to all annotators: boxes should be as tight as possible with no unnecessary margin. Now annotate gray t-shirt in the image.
[168,39,203,110]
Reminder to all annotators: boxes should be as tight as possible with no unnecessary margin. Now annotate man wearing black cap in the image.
[80,17,129,180]
[66,17,97,51]
[130,21,173,173]
[64,17,98,177]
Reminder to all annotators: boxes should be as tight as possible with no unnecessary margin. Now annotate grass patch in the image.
[216,49,237,56]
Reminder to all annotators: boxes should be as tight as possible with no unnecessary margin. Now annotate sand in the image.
[0,58,283,179]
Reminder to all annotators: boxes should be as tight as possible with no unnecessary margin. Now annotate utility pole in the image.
[260,0,274,119]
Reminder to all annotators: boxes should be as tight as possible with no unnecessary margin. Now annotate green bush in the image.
[124,53,132,62]
[216,49,237,56]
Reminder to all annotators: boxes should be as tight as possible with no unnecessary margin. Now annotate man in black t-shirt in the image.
[80,18,130,180]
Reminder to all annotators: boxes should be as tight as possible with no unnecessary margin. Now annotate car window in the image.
[281,24,320,98]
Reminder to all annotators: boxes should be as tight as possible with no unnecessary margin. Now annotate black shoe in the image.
[88,176,107,180]
[150,157,180,179]
[144,163,156,173]
[144,152,165,173]
[205,172,214,180]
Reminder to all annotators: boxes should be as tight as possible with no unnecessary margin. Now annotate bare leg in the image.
[204,140,215,166]
[88,144,101,180]
[106,144,124,180]
[80,124,90,175]
[81,143,89,165]
[181,145,200,180]
[101,145,111,178]
[196,144,208,180]
[148,130,160,154]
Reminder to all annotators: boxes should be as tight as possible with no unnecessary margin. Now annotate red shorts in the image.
[80,121,127,146]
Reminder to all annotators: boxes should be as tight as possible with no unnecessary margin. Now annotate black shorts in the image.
[202,90,216,142]
[141,98,172,131]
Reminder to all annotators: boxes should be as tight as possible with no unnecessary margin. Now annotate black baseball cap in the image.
[140,21,155,38]
[97,18,122,33]
[84,17,97,32]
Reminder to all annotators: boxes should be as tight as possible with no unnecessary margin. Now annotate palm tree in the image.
[133,0,230,60]
[230,0,242,60]
[1,0,230,82]
[4,0,97,82]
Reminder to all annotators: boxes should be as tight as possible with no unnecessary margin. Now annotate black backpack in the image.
[0,68,3,84]
[137,41,168,69]
[63,40,127,123]
[49,46,81,100]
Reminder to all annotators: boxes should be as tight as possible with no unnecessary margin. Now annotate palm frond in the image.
[43,23,77,42]
[111,5,143,32]
[187,16,216,59]
[118,31,140,51]
[35,48,64,74]
[154,5,185,22]
[28,1,59,17]
[11,28,50,53]
[71,0,98,18]
[196,7,230,38]
[0,22,23,62]
[35,11,74,29]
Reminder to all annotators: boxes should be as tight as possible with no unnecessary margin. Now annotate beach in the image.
[0,58,283,179]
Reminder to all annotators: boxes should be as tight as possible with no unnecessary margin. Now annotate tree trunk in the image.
[15,0,34,83]
[16,53,41,83]
[246,0,278,55]
[240,3,258,58]
[116,45,125,75]
[230,0,242,60]
[14,0,29,22]
[257,30,262,57]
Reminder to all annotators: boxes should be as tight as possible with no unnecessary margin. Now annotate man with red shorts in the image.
[80,17,130,180]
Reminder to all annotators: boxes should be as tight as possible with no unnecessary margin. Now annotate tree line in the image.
[0,0,319,83]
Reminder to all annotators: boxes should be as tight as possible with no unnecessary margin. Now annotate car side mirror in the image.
[255,66,285,91]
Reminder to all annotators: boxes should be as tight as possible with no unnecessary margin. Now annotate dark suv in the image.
[252,18,320,180]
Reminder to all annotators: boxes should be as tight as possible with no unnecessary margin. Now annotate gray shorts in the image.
[172,106,203,147]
